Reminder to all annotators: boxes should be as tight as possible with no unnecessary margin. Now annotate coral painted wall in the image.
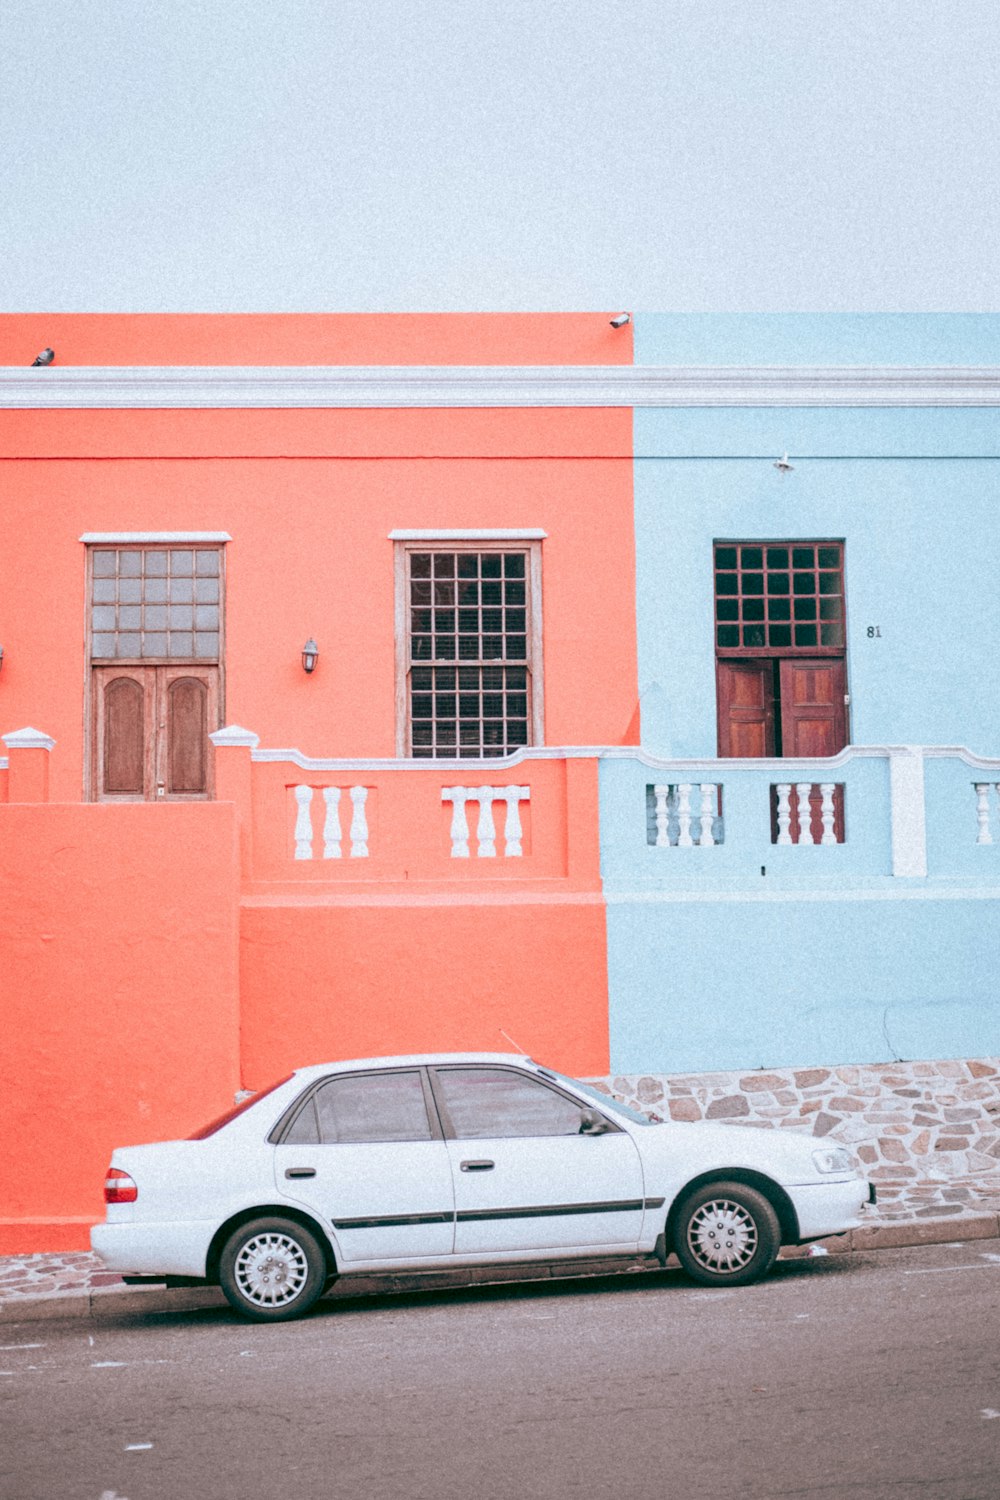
[0,803,241,1252]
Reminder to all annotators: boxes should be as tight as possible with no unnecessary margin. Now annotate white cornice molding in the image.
[5,364,1000,409]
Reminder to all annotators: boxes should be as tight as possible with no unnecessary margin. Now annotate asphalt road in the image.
[2,1242,999,1500]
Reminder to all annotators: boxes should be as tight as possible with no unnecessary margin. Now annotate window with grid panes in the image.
[714,542,845,655]
[407,550,532,758]
[90,546,222,662]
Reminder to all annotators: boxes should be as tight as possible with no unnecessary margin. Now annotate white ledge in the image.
[389,528,547,541]
[80,531,232,544]
[2,726,56,751]
[244,743,987,773]
[210,725,261,749]
[6,365,1000,409]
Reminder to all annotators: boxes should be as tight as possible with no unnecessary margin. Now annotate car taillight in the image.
[104,1168,138,1204]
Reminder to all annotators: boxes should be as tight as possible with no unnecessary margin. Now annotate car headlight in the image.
[812,1146,856,1174]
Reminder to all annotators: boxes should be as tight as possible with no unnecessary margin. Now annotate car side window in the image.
[286,1070,435,1145]
[433,1067,592,1139]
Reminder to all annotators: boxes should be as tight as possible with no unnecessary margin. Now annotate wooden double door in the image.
[716,657,848,759]
[92,665,219,800]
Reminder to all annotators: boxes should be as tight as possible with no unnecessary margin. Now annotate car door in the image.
[272,1067,455,1266]
[429,1064,646,1258]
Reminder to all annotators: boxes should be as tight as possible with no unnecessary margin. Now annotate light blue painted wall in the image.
[634,451,1000,759]
[602,315,1000,1073]
[634,313,1000,368]
[606,894,1000,1074]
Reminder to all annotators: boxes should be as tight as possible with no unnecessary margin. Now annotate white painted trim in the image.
[244,741,928,772]
[8,365,1000,409]
[0,757,8,771]
[389,528,548,541]
[210,725,260,749]
[79,531,232,543]
[606,887,1000,904]
[2,726,56,751]
[889,746,928,878]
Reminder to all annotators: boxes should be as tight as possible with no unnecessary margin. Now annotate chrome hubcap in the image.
[234,1232,309,1306]
[687,1198,758,1272]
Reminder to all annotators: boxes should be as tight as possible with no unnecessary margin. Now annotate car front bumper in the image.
[91,1219,217,1279]
[787,1176,872,1242]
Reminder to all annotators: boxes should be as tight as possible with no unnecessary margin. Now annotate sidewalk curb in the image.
[2,1214,998,1324]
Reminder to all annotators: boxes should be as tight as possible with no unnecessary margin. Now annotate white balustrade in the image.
[292,785,370,860]
[771,781,845,846]
[649,784,721,847]
[974,782,1000,845]
[442,785,530,858]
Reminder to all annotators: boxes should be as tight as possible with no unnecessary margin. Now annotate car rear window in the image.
[187,1076,294,1139]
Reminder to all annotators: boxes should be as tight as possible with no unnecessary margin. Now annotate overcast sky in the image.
[2,1,998,312]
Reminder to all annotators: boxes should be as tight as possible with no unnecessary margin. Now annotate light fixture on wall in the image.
[773,453,794,472]
[30,348,55,366]
[609,313,630,328]
[301,638,319,674]
[0,645,4,672]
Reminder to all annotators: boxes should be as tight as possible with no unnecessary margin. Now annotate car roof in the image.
[289,1052,538,1080]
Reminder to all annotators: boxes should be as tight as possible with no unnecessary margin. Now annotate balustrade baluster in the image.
[819,782,838,845]
[676,783,694,846]
[698,783,716,847]
[349,786,369,857]
[653,784,672,847]
[293,785,314,860]
[322,787,342,858]
[796,782,816,845]
[975,783,994,845]
[443,787,470,857]
[501,786,529,856]
[775,783,792,845]
[476,787,497,857]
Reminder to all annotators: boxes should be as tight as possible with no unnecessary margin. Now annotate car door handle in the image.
[285,1167,317,1179]
[460,1159,495,1172]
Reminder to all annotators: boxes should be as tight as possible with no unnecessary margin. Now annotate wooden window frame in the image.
[83,542,226,801]
[713,539,846,659]
[393,537,544,759]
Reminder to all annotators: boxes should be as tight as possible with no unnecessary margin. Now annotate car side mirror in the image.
[578,1109,611,1136]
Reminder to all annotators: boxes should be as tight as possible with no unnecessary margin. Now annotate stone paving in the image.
[598,1055,1000,1220]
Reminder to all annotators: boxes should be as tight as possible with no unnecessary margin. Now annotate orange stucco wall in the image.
[0,803,241,1252]
[239,898,609,1088]
[1,316,631,1251]
[2,412,637,799]
[0,312,633,366]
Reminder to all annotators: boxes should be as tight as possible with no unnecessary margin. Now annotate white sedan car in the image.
[92,1053,873,1321]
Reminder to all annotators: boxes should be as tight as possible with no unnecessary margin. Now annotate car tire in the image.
[673,1182,781,1287]
[219,1217,328,1322]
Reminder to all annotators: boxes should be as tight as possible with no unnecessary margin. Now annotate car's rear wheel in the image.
[673,1182,780,1287]
[219,1217,327,1321]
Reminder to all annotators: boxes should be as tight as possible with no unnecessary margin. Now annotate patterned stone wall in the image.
[594,1057,1000,1221]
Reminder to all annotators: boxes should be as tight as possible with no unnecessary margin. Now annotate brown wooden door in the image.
[716,660,777,757]
[93,666,218,800]
[778,658,848,758]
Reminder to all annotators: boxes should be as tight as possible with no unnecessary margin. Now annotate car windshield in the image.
[538,1068,658,1126]
[187,1075,294,1139]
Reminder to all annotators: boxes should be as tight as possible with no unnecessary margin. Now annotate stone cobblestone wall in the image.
[594,1057,1000,1221]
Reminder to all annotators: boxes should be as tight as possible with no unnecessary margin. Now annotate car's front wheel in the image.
[219,1217,328,1321]
[673,1182,780,1287]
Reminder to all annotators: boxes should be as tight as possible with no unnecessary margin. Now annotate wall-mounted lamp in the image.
[609,313,630,328]
[0,645,4,672]
[773,453,794,472]
[30,348,55,367]
[301,638,319,674]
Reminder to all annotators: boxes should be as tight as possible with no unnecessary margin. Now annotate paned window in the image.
[86,542,224,800]
[90,546,222,662]
[397,543,542,758]
[714,542,845,655]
